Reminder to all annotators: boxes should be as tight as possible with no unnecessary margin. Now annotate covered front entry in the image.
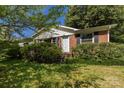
[62,36,70,52]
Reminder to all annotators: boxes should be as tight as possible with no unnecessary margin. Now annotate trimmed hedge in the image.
[20,42,63,63]
[73,43,124,61]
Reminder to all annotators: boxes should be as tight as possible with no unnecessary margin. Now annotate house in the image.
[33,24,116,53]
[18,38,33,47]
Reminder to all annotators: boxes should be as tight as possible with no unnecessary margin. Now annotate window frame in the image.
[80,33,93,43]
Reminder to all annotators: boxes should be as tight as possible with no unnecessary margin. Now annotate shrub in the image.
[73,43,124,61]
[0,41,21,60]
[6,44,21,59]
[64,57,84,64]
[0,41,10,61]
[0,41,11,51]
[0,52,9,61]
[20,42,63,63]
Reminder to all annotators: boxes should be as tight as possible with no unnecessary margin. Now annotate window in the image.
[81,34,92,39]
[81,34,92,43]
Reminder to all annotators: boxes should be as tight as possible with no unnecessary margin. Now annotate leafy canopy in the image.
[0,6,65,40]
[65,5,124,43]
[65,6,124,29]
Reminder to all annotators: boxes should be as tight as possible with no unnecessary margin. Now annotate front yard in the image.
[0,59,124,88]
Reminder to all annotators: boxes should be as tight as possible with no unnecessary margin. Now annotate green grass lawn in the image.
[0,59,124,88]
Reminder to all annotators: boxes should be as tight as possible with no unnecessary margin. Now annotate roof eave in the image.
[75,24,117,34]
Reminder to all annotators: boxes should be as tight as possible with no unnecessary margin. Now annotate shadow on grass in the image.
[0,59,79,74]
[0,60,40,87]
[82,58,124,66]
[0,59,82,87]
[56,64,81,73]
[38,73,104,88]
[1,58,123,88]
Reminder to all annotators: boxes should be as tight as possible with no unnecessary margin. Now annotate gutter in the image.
[74,24,117,35]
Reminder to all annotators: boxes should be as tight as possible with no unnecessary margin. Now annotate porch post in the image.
[92,33,94,43]
[58,37,61,48]
[108,30,110,42]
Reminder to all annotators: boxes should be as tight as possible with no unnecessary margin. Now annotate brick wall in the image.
[98,31,108,43]
[69,35,77,51]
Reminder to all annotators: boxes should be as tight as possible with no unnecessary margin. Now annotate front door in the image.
[62,36,70,52]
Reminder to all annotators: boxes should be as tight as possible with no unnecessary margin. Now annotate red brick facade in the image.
[49,30,109,53]
[98,31,108,43]
[68,30,109,52]
[69,35,77,51]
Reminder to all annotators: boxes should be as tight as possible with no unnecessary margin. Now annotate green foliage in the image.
[65,6,124,43]
[64,57,84,64]
[73,43,124,61]
[0,41,10,61]
[82,58,124,66]
[0,6,65,40]
[6,43,21,59]
[0,59,104,88]
[20,42,63,63]
[0,41,21,61]
[66,6,124,29]
[0,52,9,61]
[0,40,11,50]
[2,59,124,88]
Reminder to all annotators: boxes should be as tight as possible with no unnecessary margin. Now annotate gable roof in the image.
[34,28,73,39]
[58,25,79,31]
[32,25,76,38]
[33,24,117,39]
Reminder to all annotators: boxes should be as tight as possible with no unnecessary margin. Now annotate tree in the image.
[66,6,124,28]
[65,5,124,43]
[0,6,65,41]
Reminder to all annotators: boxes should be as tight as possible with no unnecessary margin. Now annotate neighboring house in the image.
[33,24,116,53]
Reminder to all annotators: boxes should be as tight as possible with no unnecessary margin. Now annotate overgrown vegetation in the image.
[0,41,21,61]
[1,5,124,88]
[0,40,63,63]
[65,6,124,43]
[73,43,124,62]
[20,42,63,63]
[0,59,124,88]
[1,40,124,88]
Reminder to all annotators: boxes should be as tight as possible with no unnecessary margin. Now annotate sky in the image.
[17,6,67,38]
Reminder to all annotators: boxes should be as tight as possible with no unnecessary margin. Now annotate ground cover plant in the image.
[0,59,124,88]
[0,41,124,88]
